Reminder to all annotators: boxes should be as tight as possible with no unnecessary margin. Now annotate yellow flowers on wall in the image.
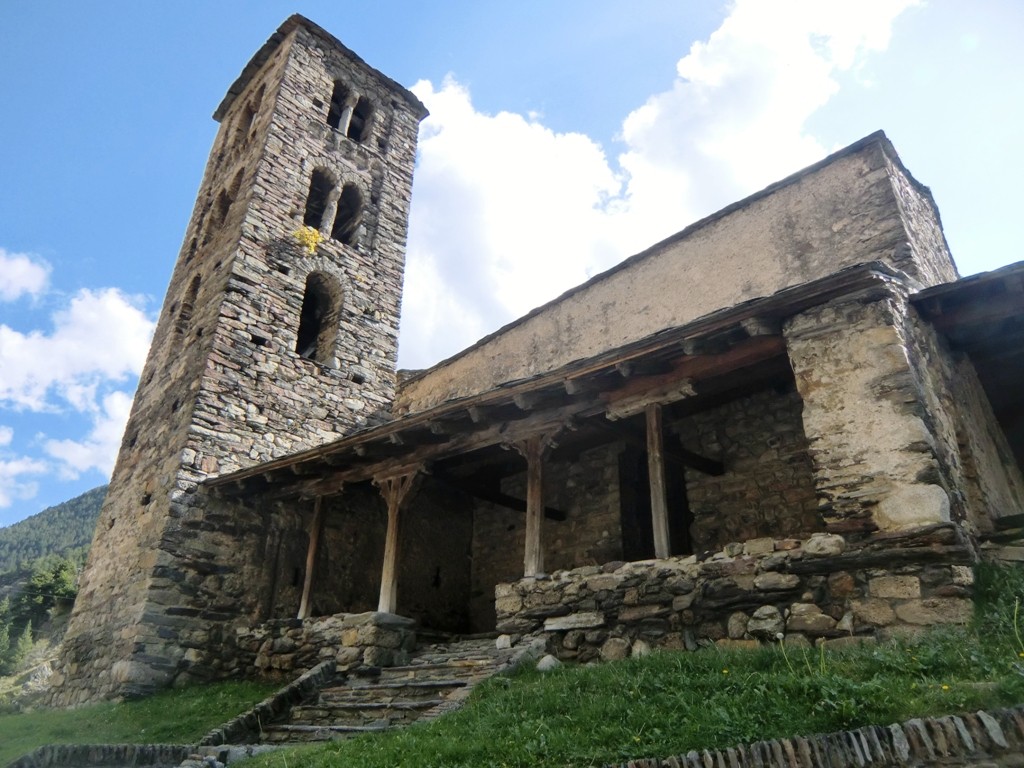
[293,225,324,255]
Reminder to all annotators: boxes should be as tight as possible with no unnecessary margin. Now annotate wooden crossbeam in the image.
[432,471,567,521]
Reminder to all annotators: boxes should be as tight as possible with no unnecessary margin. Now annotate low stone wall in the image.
[199,660,335,746]
[233,611,416,678]
[605,706,1024,767]
[496,525,974,661]
[6,744,201,768]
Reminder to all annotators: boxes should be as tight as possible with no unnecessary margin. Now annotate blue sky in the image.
[1,0,1021,526]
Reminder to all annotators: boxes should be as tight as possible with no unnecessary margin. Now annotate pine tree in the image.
[0,621,10,672]
[12,621,33,670]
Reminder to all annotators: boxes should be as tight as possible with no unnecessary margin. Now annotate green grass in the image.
[239,563,1024,768]
[0,680,277,766]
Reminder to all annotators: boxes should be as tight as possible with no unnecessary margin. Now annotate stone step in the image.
[320,678,467,705]
[287,699,444,727]
[258,635,520,746]
[260,723,388,743]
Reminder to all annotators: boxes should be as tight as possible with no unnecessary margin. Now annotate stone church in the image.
[50,15,1024,705]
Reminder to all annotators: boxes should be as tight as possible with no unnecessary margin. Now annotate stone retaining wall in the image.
[497,526,974,662]
[605,705,1024,767]
[6,744,200,768]
[232,611,416,678]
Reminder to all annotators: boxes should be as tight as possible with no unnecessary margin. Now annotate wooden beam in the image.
[374,470,420,614]
[605,335,786,408]
[432,471,567,521]
[513,434,555,577]
[605,378,695,420]
[297,496,325,619]
[646,404,670,559]
[740,316,782,337]
[513,392,540,411]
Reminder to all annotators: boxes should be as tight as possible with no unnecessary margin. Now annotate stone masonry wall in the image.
[906,308,1024,534]
[470,443,623,632]
[784,291,954,533]
[496,526,974,663]
[234,612,417,679]
[670,386,822,551]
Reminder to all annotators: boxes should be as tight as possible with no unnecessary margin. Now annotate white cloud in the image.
[398,0,916,370]
[0,287,154,412]
[0,249,50,301]
[401,78,625,367]
[45,390,133,480]
[0,454,47,508]
[0,425,11,447]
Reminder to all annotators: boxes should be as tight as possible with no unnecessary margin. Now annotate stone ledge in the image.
[603,704,1024,767]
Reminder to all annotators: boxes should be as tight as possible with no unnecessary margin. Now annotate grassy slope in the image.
[0,680,277,766]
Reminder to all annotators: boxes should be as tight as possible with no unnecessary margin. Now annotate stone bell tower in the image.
[52,16,428,704]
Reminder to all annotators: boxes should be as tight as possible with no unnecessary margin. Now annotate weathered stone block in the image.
[544,612,605,631]
[600,637,631,661]
[870,575,921,599]
[747,605,784,639]
[787,603,836,633]
[727,612,749,639]
[754,572,800,591]
[851,598,897,626]
[803,534,846,557]
[744,537,775,556]
[894,598,972,626]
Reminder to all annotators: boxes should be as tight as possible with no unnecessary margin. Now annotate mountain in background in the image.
[0,486,106,576]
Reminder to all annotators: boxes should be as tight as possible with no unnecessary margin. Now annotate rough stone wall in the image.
[397,135,958,415]
[395,481,474,632]
[495,526,974,661]
[883,149,959,287]
[306,486,386,619]
[906,310,1024,534]
[784,291,954,533]
[53,21,424,705]
[606,706,1024,768]
[235,612,416,678]
[469,444,623,631]
[670,386,821,551]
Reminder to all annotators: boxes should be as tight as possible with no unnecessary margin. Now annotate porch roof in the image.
[206,261,907,500]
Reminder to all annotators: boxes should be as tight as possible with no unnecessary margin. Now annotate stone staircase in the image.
[259,636,521,743]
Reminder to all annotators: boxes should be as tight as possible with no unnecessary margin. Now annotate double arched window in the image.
[296,271,344,365]
[326,81,373,143]
[302,169,363,246]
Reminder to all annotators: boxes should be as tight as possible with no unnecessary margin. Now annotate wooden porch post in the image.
[375,470,419,614]
[297,495,325,619]
[646,403,671,559]
[515,434,553,578]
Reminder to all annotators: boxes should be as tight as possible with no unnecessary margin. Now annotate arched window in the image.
[303,169,334,229]
[326,81,373,143]
[347,96,373,142]
[332,184,362,245]
[175,276,201,337]
[296,272,343,365]
[326,81,350,131]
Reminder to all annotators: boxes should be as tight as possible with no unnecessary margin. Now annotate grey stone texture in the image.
[50,17,426,705]
[602,706,1024,768]
[495,525,974,661]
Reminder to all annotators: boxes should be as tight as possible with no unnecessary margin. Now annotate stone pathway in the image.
[258,636,521,744]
